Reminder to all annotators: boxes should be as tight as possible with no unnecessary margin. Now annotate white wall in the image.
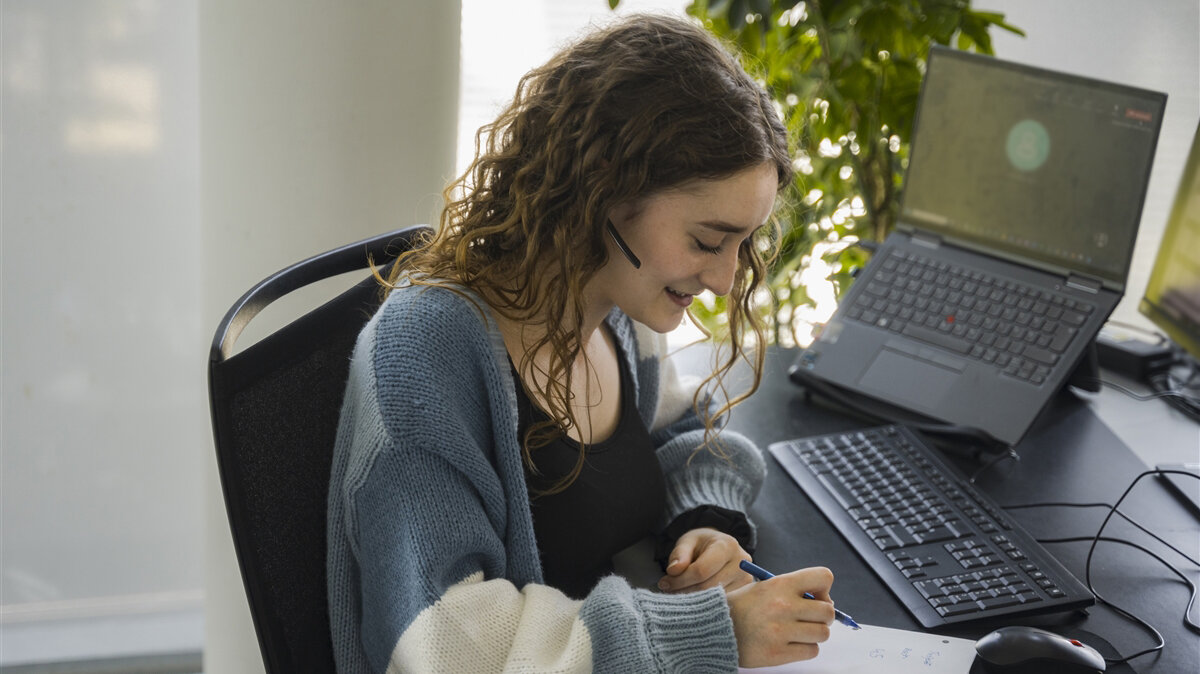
[198,1,460,671]
[1,0,459,669]
[457,0,688,173]
[2,1,206,665]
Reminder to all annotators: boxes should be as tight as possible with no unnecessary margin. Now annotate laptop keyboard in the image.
[768,425,1095,628]
[845,251,1095,384]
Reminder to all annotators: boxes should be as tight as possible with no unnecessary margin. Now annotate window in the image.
[458,0,686,174]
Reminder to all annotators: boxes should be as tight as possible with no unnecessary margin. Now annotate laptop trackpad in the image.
[858,348,956,410]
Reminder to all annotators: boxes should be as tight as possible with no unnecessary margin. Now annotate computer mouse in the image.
[974,625,1106,674]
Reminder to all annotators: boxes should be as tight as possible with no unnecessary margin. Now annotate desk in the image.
[722,346,1199,674]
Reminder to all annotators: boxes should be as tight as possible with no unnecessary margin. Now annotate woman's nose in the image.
[699,247,741,297]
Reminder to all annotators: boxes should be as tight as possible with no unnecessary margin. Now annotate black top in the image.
[513,341,666,599]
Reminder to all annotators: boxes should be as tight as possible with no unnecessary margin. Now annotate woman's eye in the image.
[694,238,724,255]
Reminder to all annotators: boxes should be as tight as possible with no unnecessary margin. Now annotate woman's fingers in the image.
[658,528,752,593]
[727,566,838,668]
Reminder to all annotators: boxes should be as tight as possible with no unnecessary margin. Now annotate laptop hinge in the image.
[910,231,942,249]
[1066,273,1102,294]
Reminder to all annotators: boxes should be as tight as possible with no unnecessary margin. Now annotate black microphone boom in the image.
[606,219,642,269]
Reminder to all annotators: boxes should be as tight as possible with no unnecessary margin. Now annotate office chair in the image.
[207,225,432,673]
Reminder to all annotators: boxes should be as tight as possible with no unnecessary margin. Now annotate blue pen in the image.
[739,560,861,630]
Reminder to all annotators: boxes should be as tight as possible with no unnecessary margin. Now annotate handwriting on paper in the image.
[739,623,977,674]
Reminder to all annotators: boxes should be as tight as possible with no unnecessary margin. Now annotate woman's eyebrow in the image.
[699,221,764,236]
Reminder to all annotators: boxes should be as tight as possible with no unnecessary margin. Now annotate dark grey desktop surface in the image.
[722,346,1198,674]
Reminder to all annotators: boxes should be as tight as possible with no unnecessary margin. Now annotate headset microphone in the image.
[606,219,642,269]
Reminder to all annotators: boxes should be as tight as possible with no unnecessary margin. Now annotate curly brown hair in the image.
[385,13,792,492]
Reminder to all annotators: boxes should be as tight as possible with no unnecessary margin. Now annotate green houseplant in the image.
[613,0,1023,344]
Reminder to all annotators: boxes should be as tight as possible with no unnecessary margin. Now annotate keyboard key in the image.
[902,324,972,354]
[1049,325,1076,352]
[816,474,861,511]
[914,522,962,543]
[978,595,1022,610]
[1061,309,1087,326]
[1021,344,1059,366]
[937,602,979,617]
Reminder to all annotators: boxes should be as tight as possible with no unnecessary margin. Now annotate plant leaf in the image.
[683,0,1023,336]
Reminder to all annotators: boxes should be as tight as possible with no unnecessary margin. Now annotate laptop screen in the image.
[899,47,1166,288]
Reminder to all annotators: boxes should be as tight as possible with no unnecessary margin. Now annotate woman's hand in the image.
[657,527,753,593]
[726,566,837,668]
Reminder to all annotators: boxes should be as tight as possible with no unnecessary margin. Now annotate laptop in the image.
[790,47,1166,447]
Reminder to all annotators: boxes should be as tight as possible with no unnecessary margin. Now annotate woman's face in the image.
[593,162,779,334]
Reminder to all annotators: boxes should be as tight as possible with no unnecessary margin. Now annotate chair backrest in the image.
[207,225,431,673]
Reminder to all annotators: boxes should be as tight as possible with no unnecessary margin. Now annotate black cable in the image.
[1092,376,1196,403]
[1040,537,1165,663]
[1148,368,1200,422]
[1087,329,1200,421]
[1005,470,1200,664]
[1087,470,1198,584]
[1041,536,1200,636]
[967,447,1020,484]
[1004,500,1199,567]
[1082,470,1200,661]
[1156,344,1200,417]
[1159,352,1200,392]
[1078,367,1200,423]
[1177,360,1200,389]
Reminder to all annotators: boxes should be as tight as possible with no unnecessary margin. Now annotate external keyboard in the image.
[769,425,1095,628]
[845,250,1095,385]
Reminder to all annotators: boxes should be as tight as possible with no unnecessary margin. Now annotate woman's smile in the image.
[594,162,779,334]
[665,286,695,307]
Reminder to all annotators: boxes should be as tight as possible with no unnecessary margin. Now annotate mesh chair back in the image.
[207,225,430,673]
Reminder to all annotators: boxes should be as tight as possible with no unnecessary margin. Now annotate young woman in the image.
[327,13,838,672]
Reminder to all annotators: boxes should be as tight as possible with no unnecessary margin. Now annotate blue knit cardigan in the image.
[327,283,766,673]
